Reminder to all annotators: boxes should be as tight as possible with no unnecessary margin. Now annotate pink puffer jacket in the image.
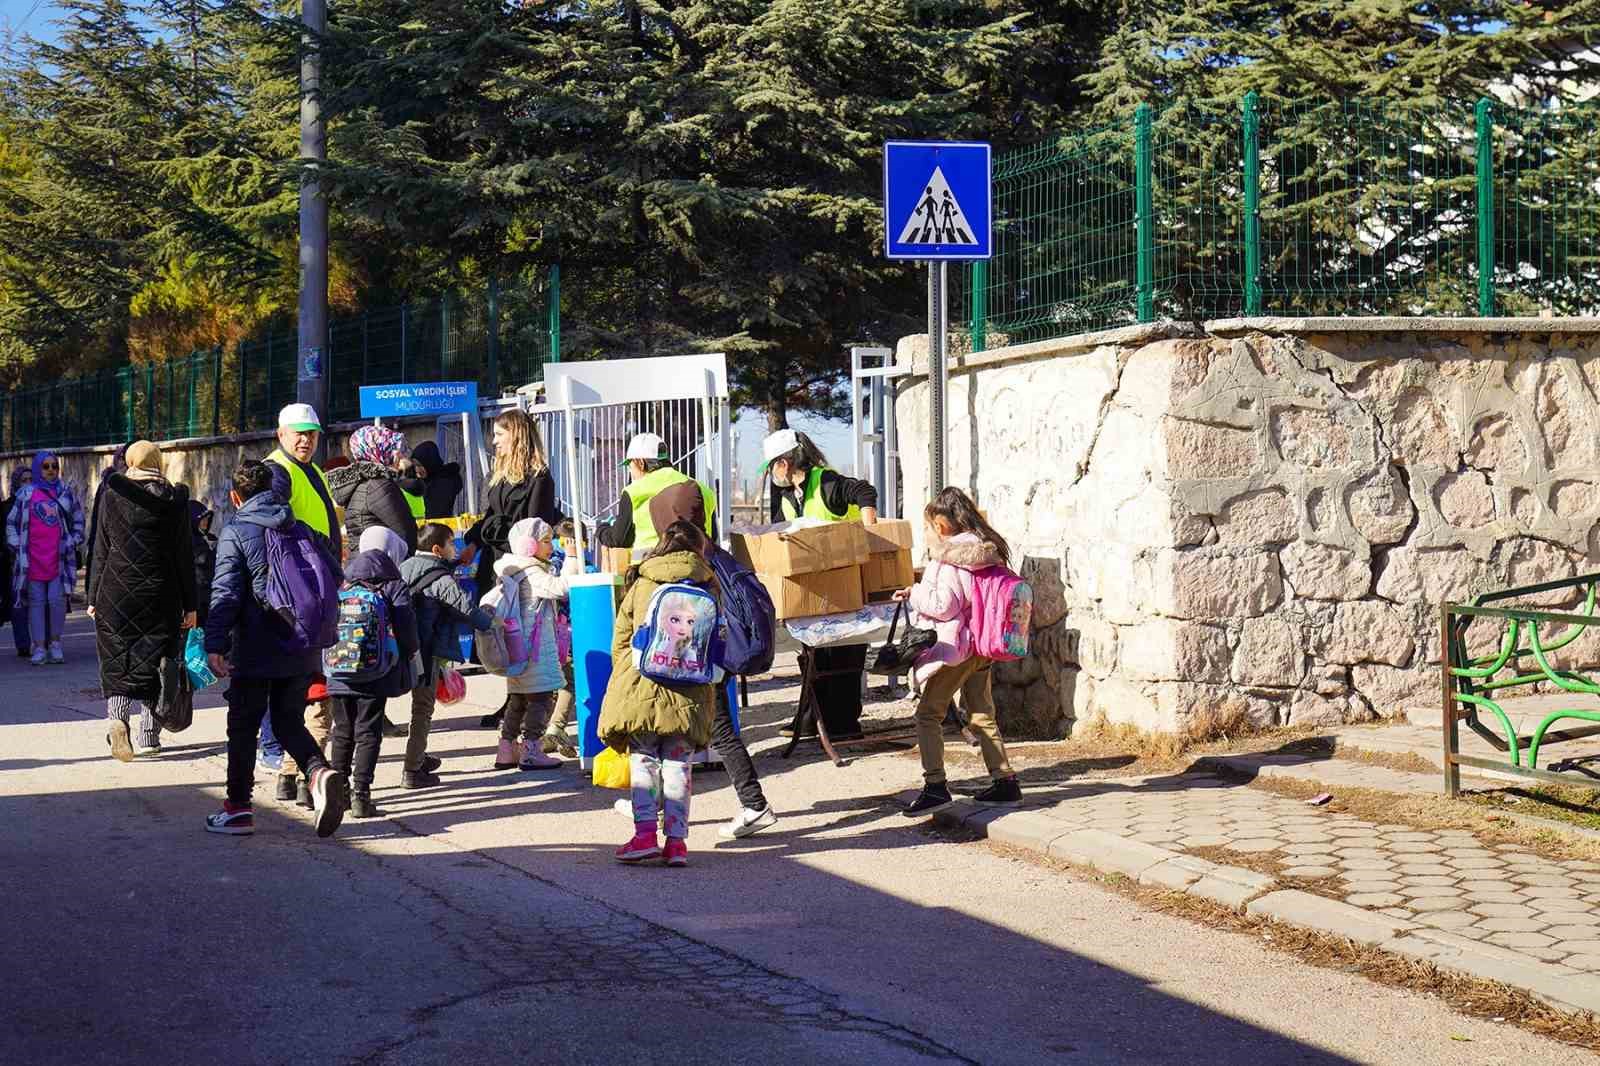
[908,532,1004,684]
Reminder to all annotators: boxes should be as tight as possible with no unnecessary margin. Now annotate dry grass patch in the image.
[1464,784,1600,834]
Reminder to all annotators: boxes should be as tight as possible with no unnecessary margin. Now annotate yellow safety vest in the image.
[623,467,716,550]
[779,466,860,523]
[402,488,425,520]
[265,448,335,538]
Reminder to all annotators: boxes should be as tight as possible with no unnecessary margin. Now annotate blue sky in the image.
[0,1,57,45]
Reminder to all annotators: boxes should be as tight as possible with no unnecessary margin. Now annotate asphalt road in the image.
[1,616,1590,1065]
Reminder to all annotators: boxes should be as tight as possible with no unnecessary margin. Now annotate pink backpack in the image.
[969,566,1033,661]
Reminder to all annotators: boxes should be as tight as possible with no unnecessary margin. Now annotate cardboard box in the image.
[861,548,914,597]
[733,522,869,577]
[599,546,634,575]
[758,565,865,620]
[863,519,914,555]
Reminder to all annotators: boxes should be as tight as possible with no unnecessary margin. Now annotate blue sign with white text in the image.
[883,141,992,261]
[359,381,479,419]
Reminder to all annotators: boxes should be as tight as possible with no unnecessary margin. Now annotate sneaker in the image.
[615,828,661,864]
[613,797,635,820]
[309,767,348,838]
[350,792,378,819]
[519,742,561,770]
[258,749,284,772]
[493,739,518,770]
[540,731,577,758]
[204,803,255,836]
[296,780,313,809]
[275,775,298,801]
[973,777,1023,807]
[107,720,134,763]
[901,784,954,818]
[663,838,689,867]
[402,769,441,789]
[719,805,778,840]
[419,754,442,774]
[29,647,44,667]
[133,742,162,758]
[47,641,63,664]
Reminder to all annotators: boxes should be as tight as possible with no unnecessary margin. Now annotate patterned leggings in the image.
[628,731,693,839]
[106,695,160,749]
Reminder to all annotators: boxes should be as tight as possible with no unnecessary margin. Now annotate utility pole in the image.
[296,0,329,424]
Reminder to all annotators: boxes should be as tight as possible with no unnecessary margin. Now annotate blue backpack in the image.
[631,581,721,686]
[707,546,775,677]
[323,581,398,683]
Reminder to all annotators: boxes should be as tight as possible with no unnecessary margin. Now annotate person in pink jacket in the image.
[896,487,1021,817]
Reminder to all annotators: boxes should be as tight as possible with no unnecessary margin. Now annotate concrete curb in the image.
[911,795,1600,1017]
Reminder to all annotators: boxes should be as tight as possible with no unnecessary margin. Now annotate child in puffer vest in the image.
[491,517,575,771]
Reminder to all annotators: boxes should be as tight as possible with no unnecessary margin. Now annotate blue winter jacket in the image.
[204,492,322,679]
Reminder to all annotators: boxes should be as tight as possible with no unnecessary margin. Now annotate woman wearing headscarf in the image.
[6,451,87,666]
[86,441,197,761]
[465,409,563,728]
[0,462,31,657]
[328,424,417,558]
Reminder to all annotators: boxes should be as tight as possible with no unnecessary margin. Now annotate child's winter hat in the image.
[509,517,552,558]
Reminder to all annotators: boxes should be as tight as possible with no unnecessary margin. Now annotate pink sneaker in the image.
[663,838,688,867]
[519,740,561,770]
[493,739,518,770]
[615,825,661,863]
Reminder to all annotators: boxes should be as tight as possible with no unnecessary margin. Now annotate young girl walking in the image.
[598,520,719,867]
[492,517,571,771]
[898,487,1023,816]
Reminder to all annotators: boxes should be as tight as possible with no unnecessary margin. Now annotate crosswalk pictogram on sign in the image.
[895,166,978,246]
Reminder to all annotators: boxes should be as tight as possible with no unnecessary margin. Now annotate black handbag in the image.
[868,601,937,676]
[153,654,195,733]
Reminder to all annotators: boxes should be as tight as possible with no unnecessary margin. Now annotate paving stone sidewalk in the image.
[918,771,1600,1014]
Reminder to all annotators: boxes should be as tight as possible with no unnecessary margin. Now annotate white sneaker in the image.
[719,805,778,840]
[613,797,634,820]
[133,743,161,757]
[47,641,63,664]
[29,647,44,666]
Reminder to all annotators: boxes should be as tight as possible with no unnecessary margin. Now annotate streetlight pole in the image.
[296,0,329,424]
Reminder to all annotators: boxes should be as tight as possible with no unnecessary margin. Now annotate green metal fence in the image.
[968,96,1600,351]
[0,275,557,452]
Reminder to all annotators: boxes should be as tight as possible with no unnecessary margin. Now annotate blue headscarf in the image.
[31,451,59,491]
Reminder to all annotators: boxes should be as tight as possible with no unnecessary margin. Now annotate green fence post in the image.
[548,263,562,365]
[486,277,500,395]
[400,304,409,382]
[211,349,222,436]
[186,355,197,437]
[969,261,988,353]
[1476,97,1496,317]
[1135,103,1155,323]
[1242,91,1263,316]
[145,364,155,440]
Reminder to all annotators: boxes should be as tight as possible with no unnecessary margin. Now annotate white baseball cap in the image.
[620,432,667,468]
[760,428,800,473]
[277,403,322,432]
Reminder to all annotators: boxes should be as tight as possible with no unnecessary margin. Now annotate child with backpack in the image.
[534,518,580,759]
[324,525,420,819]
[897,487,1027,817]
[486,517,572,771]
[599,519,721,866]
[203,460,347,837]
[399,523,495,788]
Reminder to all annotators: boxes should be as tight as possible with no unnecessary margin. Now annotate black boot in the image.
[402,768,442,789]
[478,703,506,729]
[902,783,954,818]
[296,779,313,809]
[350,791,379,819]
[382,717,409,738]
[275,774,297,801]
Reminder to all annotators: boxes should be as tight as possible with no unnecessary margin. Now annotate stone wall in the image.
[895,317,1600,738]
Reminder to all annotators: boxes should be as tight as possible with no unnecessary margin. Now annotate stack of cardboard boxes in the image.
[733,519,916,621]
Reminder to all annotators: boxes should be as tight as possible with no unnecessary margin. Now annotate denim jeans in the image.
[27,577,65,647]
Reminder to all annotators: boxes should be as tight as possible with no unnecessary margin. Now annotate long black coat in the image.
[465,470,560,593]
[88,475,198,700]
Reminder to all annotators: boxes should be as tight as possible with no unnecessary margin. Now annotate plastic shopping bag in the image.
[592,745,630,790]
[435,665,466,705]
[184,627,218,689]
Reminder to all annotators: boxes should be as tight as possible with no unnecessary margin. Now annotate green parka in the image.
[598,551,719,750]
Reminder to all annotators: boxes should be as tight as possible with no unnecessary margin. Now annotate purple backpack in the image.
[263,521,341,652]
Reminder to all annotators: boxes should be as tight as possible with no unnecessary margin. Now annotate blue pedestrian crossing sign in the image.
[882,141,992,261]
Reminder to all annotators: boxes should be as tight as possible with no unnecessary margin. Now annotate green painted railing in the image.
[968,95,1600,350]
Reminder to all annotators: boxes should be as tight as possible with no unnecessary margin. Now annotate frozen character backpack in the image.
[323,581,398,683]
[630,582,721,686]
[969,566,1033,661]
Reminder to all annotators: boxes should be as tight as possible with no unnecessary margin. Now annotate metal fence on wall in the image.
[0,275,557,453]
[966,95,1600,351]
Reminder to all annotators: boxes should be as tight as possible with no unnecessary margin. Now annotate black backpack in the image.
[706,545,776,677]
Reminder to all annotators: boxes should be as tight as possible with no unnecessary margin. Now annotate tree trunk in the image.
[764,359,787,432]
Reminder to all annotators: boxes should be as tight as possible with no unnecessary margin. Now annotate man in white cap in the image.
[596,431,716,553]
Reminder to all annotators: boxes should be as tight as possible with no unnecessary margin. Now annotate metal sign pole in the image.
[461,410,477,514]
[928,261,948,495]
[562,377,585,566]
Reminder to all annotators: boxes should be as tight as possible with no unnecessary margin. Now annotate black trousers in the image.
[811,645,866,735]
[329,695,387,794]
[226,675,323,806]
[711,685,766,811]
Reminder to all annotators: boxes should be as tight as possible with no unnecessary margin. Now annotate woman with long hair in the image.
[465,409,564,727]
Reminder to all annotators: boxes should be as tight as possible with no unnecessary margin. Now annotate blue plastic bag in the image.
[185,627,218,689]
